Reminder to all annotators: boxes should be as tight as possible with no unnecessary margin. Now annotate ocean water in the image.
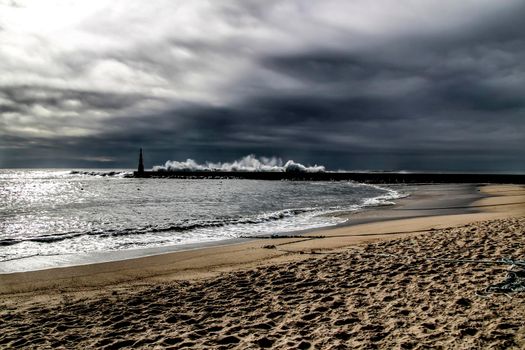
[0,169,405,272]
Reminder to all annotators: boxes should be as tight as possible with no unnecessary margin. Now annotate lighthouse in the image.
[137,148,145,174]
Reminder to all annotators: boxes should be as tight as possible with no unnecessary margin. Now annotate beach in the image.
[1,184,524,349]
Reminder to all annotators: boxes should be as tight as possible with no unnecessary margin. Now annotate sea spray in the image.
[152,154,325,173]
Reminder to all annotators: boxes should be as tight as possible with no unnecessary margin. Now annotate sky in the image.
[0,0,524,171]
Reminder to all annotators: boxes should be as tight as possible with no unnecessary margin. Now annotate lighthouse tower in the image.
[137,148,145,174]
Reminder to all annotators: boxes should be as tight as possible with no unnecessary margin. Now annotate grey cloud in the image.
[0,85,151,111]
[0,0,524,171]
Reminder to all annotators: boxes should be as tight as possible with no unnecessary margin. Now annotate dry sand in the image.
[1,184,524,349]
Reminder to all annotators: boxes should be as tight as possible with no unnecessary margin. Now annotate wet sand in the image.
[1,184,524,349]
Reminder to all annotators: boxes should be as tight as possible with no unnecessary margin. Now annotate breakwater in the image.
[133,171,525,184]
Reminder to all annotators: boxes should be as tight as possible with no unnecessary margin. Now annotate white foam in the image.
[153,154,325,173]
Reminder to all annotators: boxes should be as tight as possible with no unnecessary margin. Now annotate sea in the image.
[0,169,406,272]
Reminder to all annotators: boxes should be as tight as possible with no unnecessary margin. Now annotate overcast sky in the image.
[1,0,524,171]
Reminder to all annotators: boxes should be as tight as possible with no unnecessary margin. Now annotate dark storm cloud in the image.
[1,1,524,171]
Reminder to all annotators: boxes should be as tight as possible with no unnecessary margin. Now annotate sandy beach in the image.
[1,184,524,349]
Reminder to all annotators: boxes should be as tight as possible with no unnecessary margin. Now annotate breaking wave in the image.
[69,170,133,177]
[0,207,319,247]
[153,155,325,173]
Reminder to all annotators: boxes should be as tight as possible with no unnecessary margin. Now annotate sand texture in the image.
[2,216,525,349]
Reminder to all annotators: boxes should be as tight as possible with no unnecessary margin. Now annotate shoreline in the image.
[1,183,523,296]
[0,182,408,274]
[0,183,474,275]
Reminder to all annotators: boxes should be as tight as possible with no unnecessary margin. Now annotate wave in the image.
[69,170,133,177]
[152,154,325,173]
[0,207,317,247]
[360,184,408,206]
